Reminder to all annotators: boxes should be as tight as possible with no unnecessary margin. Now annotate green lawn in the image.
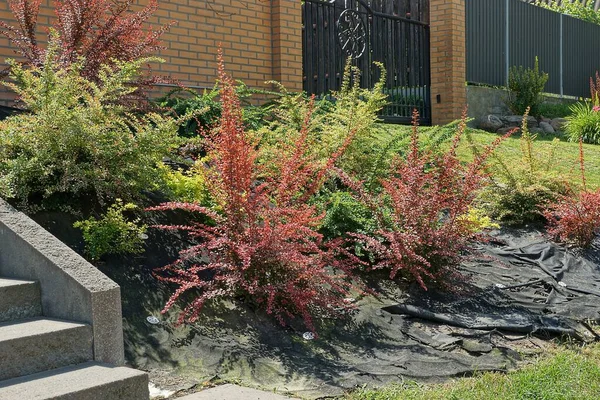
[346,344,600,400]
[382,125,600,190]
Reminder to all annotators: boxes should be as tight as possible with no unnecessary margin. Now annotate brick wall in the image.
[429,0,467,125]
[0,0,303,104]
[0,0,468,127]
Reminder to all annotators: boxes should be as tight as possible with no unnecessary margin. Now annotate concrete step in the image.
[0,317,93,381]
[0,278,42,323]
[0,361,149,400]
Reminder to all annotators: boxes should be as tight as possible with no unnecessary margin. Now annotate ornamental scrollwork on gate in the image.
[336,9,367,59]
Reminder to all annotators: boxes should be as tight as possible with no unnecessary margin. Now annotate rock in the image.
[497,127,520,135]
[462,339,493,354]
[530,127,545,135]
[501,115,538,128]
[539,121,555,134]
[540,117,552,123]
[478,115,503,132]
[550,118,568,132]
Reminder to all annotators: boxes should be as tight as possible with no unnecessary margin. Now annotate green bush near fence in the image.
[506,57,549,116]
[535,1,600,25]
[537,102,573,119]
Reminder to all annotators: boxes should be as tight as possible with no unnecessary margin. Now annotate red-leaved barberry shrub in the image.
[0,0,169,81]
[147,53,363,333]
[544,138,600,248]
[544,190,600,248]
[344,111,510,289]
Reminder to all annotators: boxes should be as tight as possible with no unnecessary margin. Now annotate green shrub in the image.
[0,39,180,210]
[506,57,549,116]
[361,121,461,189]
[535,1,600,25]
[458,207,500,233]
[471,110,571,225]
[479,179,568,226]
[74,200,147,260]
[565,102,600,144]
[157,82,273,137]
[536,102,573,119]
[258,62,388,181]
[314,121,464,241]
[158,87,220,137]
[161,162,212,205]
[316,189,377,240]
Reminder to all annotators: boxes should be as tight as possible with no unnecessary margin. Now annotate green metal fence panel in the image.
[467,0,600,99]
[509,0,561,94]
[563,14,600,98]
[466,0,507,87]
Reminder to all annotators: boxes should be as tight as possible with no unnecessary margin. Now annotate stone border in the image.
[0,198,124,365]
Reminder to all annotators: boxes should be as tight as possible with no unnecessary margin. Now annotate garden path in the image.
[177,384,298,399]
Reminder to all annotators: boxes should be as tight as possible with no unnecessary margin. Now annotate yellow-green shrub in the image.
[0,39,180,210]
[258,62,388,180]
[471,110,571,225]
[74,200,147,261]
[161,162,212,205]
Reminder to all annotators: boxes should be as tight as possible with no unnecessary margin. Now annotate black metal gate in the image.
[302,0,431,124]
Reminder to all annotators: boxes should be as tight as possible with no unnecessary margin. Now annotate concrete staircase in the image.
[0,277,148,399]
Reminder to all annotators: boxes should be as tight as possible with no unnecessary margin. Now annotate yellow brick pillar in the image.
[429,0,467,125]
[271,0,303,92]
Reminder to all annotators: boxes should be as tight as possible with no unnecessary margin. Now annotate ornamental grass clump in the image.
[565,102,600,145]
[565,74,600,144]
[344,111,509,289]
[148,54,363,333]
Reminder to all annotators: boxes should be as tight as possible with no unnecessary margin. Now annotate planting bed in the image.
[32,211,600,399]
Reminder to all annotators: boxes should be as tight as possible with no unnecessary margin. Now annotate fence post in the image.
[560,13,564,98]
[429,0,467,125]
[505,0,510,86]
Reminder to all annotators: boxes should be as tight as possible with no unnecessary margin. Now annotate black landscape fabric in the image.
[34,213,600,399]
